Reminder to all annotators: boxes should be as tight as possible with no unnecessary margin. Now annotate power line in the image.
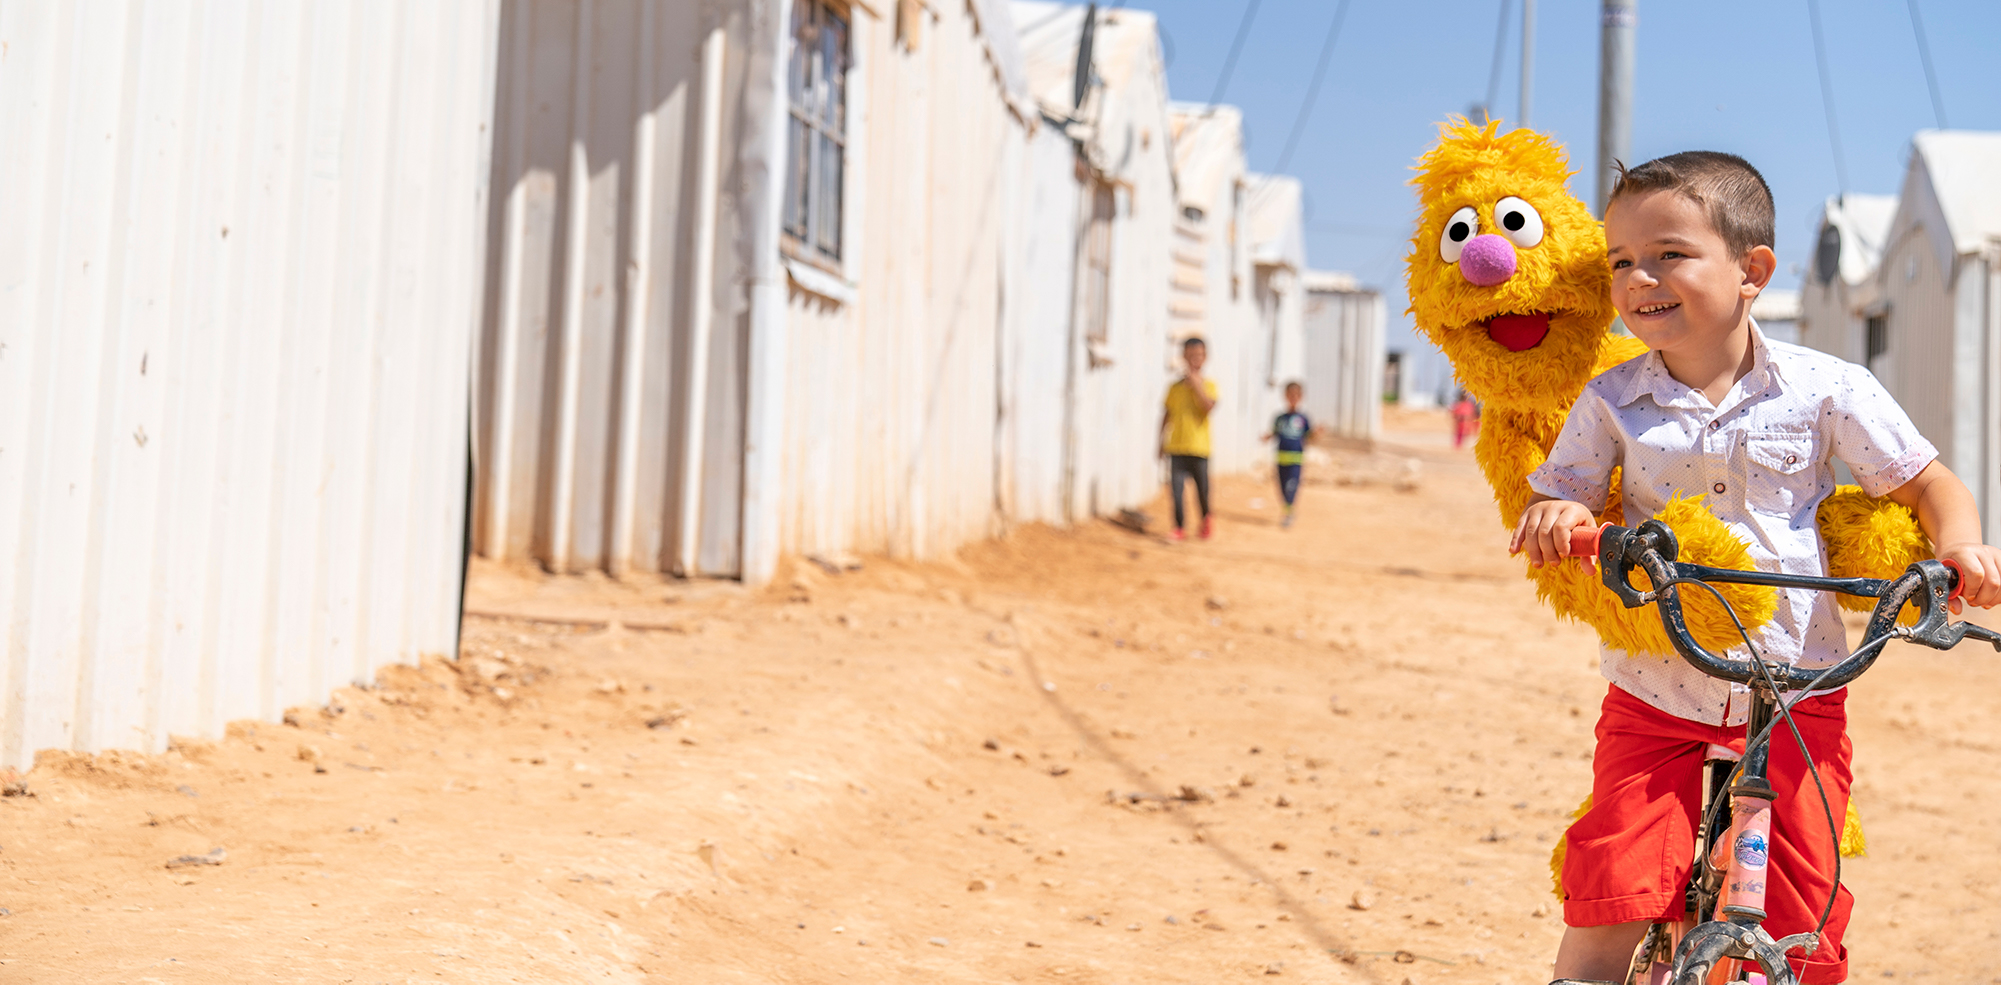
[1905,0,1948,129]
[1204,0,1262,110]
[1482,0,1512,121]
[1272,0,1353,175]
[1805,0,1849,194]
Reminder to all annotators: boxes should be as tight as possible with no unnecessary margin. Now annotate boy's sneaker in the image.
[1281,509,1294,529]
[1199,516,1214,540]
[1169,528,1185,542]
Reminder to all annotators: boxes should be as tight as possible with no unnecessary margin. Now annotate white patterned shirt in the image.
[1529,324,1937,725]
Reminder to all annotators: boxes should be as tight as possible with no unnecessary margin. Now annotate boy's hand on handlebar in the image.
[1937,542,2001,612]
[1510,498,1598,569]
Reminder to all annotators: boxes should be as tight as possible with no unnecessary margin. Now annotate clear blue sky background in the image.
[1127,0,2001,401]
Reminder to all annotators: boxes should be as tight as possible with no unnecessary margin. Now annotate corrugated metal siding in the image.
[1879,226,1956,463]
[778,5,1019,561]
[473,0,749,578]
[1303,286,1385,441]
[0,0,498,768]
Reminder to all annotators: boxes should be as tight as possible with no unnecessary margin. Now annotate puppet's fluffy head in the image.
[1405,120,1617,411]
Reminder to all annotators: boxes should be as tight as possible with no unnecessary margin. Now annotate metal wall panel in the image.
[0,0,499,768]
[1302,281,1385,442]
[474,0,751,578]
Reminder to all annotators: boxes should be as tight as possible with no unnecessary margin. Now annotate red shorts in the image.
[1561,684,1854,983]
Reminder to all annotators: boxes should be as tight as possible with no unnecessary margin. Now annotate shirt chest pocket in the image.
[1744,432,1818,518]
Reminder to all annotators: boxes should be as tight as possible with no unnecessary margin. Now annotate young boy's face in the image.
[1284,385,1302,409]
[1183,343,1207,373]
[1603,189,1773,360]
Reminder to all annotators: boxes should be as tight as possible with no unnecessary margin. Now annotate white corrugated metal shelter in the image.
[1007,1,1176,524]
[0,2,499,768]
[1245,173,1307,448]
[474,0,1047,585]
[1800,193,1896,364]
[1165,104,1260,472]
[1301,270,1385,442]
[1798,132,2001,546]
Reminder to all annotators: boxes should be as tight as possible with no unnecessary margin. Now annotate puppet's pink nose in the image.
[1458,234,1518,286]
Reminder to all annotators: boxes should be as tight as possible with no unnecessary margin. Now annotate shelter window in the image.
[784,0,849,264]
[1082,182,1116,351]
[1865,312,1889,373]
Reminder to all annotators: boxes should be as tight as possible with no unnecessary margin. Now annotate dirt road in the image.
[3,421,1998,983]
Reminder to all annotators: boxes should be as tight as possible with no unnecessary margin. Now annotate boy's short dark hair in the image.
[1182,336,1206,350]
[1283,380,1303,393]
[1608,151,1774,258]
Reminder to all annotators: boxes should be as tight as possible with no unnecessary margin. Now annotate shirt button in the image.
[1713,482,1727,494]
[1709,421,1721,430]
[1786,455,1798,465]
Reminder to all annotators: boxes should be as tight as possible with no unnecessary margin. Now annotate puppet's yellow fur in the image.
[1405,121,1775,651]
[1406,121,1912,887]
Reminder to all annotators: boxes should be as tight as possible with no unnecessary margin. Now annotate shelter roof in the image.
[1246,173,1304,270]
[1911,130,2001,257]
[968,0,1034,120]
[1167,103,1245,218]
[1750,288,1801,323]
[1303,270,1367,294]
[1815,193,1896,286]
[1011,2,1166,181]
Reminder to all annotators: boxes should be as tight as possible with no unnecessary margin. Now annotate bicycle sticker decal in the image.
[1733,831,1768,869]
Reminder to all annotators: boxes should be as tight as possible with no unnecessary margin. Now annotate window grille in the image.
[1865,312,1889,370]
[784,1,848,263]
[1081,182,1116,348]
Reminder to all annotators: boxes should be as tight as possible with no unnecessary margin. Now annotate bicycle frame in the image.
[1566,520,2001,984]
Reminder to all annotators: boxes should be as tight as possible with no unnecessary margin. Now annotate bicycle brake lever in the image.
[1959,622,2001,652]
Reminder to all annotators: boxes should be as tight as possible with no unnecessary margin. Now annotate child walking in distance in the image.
[1264,382,1311,528]
[1509,152,2001,984]
[1160,337,1218,541]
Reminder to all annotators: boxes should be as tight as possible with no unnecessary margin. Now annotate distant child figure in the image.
[1450,389,1479,448]
[1159,337,1219,541]
[1263,382,1311,528]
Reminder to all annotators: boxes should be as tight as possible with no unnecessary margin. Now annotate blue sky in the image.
[1127,0,2001,400]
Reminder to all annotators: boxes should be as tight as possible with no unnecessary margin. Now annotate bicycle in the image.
[1548,519,2000,985]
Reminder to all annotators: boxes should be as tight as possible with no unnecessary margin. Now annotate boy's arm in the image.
[1187,377,1217,414]
[1884,460,2001,609]
[1157,406,1170,458]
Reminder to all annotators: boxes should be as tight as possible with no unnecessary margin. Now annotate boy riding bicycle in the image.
[1509,152,2001,983]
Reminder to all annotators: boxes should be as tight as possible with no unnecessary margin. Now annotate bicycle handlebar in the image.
[1560,520,2000,690]
[1560,524,1967,603]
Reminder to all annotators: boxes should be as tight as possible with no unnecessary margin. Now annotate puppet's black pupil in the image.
[1503,212,1526,231]
[1449,222,1470,241]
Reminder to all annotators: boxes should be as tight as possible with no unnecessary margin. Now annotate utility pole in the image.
[1519,0,1534,129]
[1595,0,1636,215]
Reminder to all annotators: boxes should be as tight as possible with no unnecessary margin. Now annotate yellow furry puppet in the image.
[1404,119,1931,653]
[1405,120,1916,879]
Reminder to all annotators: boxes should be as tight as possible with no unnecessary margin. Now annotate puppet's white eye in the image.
[1438,207,1479,263]
[1494,196,1544,248]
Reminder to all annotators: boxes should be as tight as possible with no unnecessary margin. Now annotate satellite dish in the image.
[1814,223,1842,284]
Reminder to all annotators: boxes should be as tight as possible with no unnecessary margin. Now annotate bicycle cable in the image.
[1656,576,1849,941]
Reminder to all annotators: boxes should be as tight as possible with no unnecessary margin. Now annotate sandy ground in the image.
[4,413,1999,984]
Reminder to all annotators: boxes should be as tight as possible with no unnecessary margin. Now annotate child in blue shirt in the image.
[1264,382,1311,528]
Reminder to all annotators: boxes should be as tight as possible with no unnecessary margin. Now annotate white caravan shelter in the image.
[1246,174,1307,448]
[1800,193,1896,364]
[0,2,498,768]
[1166,104,1259,472]
[474,0,1045,585]
[1799,132,2001,545]
[1301,271,1385,442]
[1009,2,1176,524]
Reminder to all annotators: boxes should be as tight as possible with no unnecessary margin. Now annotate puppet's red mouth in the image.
[1485,313,1552,352]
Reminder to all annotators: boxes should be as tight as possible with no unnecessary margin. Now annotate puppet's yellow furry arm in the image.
[1820,486,1932,619]
[1477,338,1776,655]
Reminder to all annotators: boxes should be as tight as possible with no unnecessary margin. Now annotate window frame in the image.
[782,0,851,270]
